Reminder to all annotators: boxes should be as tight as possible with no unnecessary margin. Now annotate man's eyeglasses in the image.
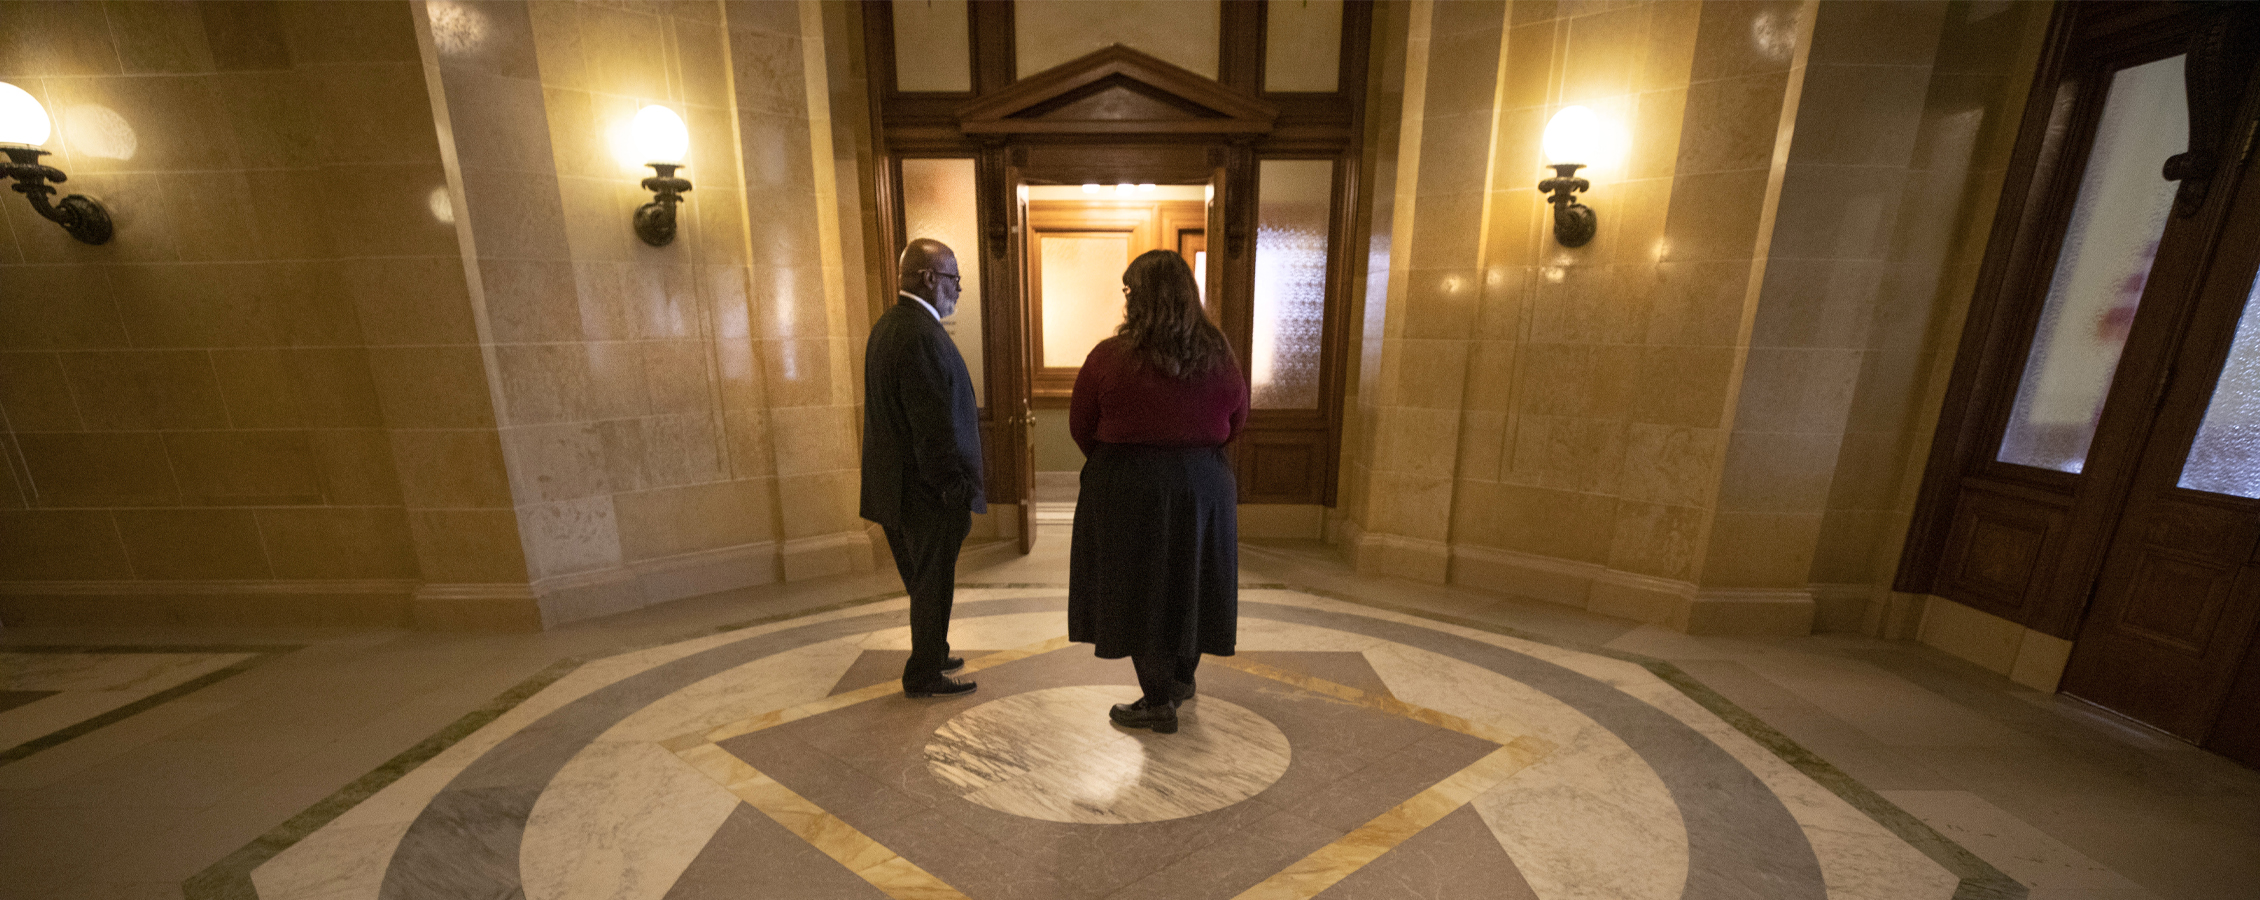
[924,270,961,284]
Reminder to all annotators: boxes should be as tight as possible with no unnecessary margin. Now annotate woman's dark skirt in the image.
[1067,443,1238,660]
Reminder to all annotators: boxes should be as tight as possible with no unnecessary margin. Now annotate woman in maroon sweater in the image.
[1068,249,1249,734]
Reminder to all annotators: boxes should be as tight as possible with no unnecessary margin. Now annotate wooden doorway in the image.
[863,1,1374,555]
[1024,189,1209,398]
[1898,1,2260,764]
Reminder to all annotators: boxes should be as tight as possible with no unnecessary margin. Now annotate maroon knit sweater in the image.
[1069,336,1249,455]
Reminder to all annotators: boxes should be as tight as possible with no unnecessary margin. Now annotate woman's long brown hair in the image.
[1119,249,1232,380]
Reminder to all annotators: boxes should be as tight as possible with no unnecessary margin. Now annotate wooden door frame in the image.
[1897,1,2260,639]
[861,0,1374,510]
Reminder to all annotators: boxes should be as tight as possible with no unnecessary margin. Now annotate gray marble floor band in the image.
[379,595,1833,900]
[378,595,1060,900]
[1243,600,1827,900]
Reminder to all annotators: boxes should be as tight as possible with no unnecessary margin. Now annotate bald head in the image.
[898,238,962,318]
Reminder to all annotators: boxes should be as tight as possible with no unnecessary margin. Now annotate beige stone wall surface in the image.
[0,0,879,629]
[1340,0,2052,637]
[0,1,485,627]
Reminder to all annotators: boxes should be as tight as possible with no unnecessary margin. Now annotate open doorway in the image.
[1020,182,1214,524]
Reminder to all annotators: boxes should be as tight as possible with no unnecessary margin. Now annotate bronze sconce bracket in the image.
[635,163,693,247]
[1538,162,1594,248]
[2,146,112,245]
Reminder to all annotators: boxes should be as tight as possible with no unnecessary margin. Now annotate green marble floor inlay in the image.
[0,645,298,769]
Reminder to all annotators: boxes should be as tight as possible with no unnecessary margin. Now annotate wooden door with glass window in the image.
[1899,1,2260,763]
[2062,133,2260,761]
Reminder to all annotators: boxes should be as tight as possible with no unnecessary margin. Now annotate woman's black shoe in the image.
[1109,697,1179,733]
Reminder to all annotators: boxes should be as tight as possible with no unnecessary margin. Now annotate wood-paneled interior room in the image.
[0,2,2255,899]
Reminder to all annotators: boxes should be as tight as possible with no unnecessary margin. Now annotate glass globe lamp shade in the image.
[0,82,52,148]
[631,105,688,167]
[1541,105,1604,168]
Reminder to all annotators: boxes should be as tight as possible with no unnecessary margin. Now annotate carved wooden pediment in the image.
[957,45,1277,136]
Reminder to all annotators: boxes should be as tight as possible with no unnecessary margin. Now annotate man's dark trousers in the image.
[885,489,970,681]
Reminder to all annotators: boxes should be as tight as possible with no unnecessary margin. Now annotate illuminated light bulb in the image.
[1138,183,1156,192]
[1082,183,1101,193]
[0,82,53,147]
[631,104,689,166]
[1542,105,1603,168]
[1114,182,1134,194]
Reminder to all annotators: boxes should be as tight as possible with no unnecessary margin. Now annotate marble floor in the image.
[2,528,2257,900]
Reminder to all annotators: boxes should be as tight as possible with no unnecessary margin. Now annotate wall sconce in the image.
[1538,105,1605,248]
[631,105,691,247]
[0,82,111,245]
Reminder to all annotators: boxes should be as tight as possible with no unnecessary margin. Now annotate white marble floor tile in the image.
[933,685,1292,824]
[1881,790,2163,899]
[599,637,865,744]
[0,653,252,751]
[248,822,407,900]
[521,740,741,900]
[1472,725,1690,900]
[1617,679,1959,900]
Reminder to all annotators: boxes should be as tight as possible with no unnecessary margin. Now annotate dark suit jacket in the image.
[860,297,986,527]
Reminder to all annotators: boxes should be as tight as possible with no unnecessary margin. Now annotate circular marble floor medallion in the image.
[924,685,1292,824]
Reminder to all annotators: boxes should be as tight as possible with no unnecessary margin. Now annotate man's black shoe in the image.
[1109,697,1179,734]
[904,675,977,698]
[941,656,965,674]
[1168,680,1194,705]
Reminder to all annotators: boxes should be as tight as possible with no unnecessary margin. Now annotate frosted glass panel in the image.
[1266,0,1343,92]
[2180,276,2260,497]
[892,1,971,92]
[1039,234,1131,369]
[1252,159,1333,409]
[1016,1,1219,79]
[900,158,985,406]
[1998,56,2186,473]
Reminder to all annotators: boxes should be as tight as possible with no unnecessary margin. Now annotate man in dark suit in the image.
[861,238,984,698]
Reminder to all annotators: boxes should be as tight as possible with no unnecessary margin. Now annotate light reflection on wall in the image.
[1750,10,1798,64]
[61,105,135,160]
[427,1,491,57]
[427,186,455,224]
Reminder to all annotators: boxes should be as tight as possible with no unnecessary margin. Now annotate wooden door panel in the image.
[2112,550,2238,652]
[1933,483,2070,620]
[2068,564,2260,738]
[1236,428,1327,504]
[2203,636,2260,765]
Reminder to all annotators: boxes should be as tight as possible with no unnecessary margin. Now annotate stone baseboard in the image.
[781,530,879,582]
[1352,533,1451,583]
[411,583,542,631]
[1679,589,1817,636]
[1428,544,1818,637]
[1808,583,1885,634]
[1446,544,1692,624]
[1916,595,2073,692]
[0,580,416,628]
[530,541,788,629]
